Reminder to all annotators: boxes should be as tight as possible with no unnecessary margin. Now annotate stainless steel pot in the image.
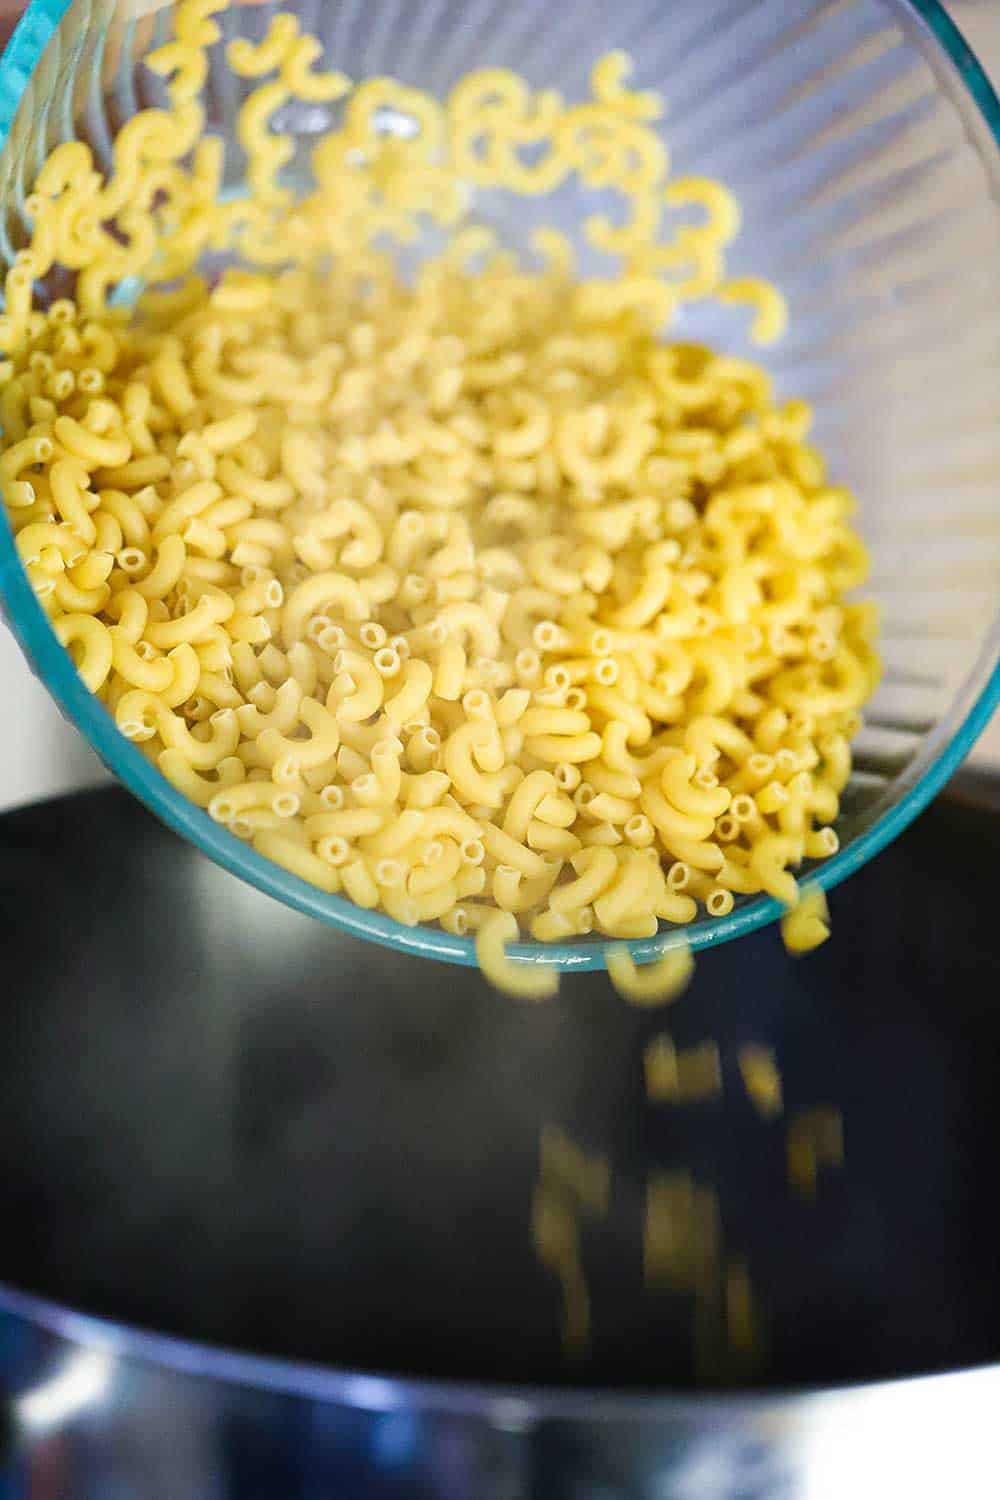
[0,783,998,1496]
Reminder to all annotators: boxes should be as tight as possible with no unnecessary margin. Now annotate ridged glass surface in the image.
[0,0,998,968]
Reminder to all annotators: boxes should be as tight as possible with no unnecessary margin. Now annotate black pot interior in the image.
[0,783,998,1391]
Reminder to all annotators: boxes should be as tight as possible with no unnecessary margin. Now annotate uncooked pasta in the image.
[0,0,878,994]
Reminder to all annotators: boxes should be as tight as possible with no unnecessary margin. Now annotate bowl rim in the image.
[0,0,998,973]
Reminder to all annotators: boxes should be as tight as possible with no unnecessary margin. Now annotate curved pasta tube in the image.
[481,822,550,881]
[328,648,384,724]
[436,601,501,659]
[207,779,302,823]
[408,838,463,897]
[53,614,113,691]
[151,479,222,545]
[586,686,651,746]
[258,697,341,772]
[107,589,148,644]
[144,593,233,649]
[157,749,244,808]
[109,626,174,692]
[0,432,55,485]
[235,677,303,736]
[227,14,299,77]
[492,859,561,913]
[640,781,723,870]
[502,768,558,842]
[443,722,512,809]
[311,498,384,570]
[592,850,656,935]
[606,569,673,630]
[749,834,802,909]
[476,910,559,1000]
[524,537,581,596]
[50,457,96,543]
[548,847,617,914]
[767,651,869,719]
[448,74,566,196]
[781,885,830,954]
[282,37,351,102]
[306,808,387,843]
[159,705,240,769]
[53,416,131,469]
[353,737,403,807]
[524,731,604,766]
[684,715,754,770]
[133,535,187,601]
[407,807,481,847]
[606,941,693,1006]
[502,587,561,650]
[15,521,86,569]
[554,405,655,488]
[664,177,741,247]
[156,644,201,710]
[384,659,434,726]
[283,572,369,640]
[492,391,552,459]
[660,753,730,819]
[818,733,851,796]
[716,278,788,345]
[252,831,341,893]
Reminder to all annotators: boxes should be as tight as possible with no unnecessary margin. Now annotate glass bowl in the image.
[0,0,998,971]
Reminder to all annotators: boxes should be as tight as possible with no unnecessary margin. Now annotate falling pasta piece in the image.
[607,940,694,1007]
[664,177,742,246]
[781,885,831,955]
[539,1125,609,1216]
[737,1044,783,1118]
[531,1180,579,1262]
[644,1036,679,1099]
[645,1171,695,1290]
[725,1257,758,1357]
[531,1165,598,1357]
[676,1040,722,1101]
[645,1037,722,1102]
[787,1106,844,1200]
[477,910,559,1000]
[644,1171,720,1292]
[717,276,789,344]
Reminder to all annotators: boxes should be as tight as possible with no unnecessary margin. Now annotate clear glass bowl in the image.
[0,0,998,971]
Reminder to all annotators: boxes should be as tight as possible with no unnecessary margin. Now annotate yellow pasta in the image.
[716,278,789,346]
[781,883,831,954]
[476,910,559,1000]
[787,1107,844,1200]
[645,1035,722,1102]
[531,1180,592,1355]
[538,1124,609,1217]
[532,1124,608,1355]
[737,1045,783,1118]
[0,0,877,990]
[644,1170,720,1292]
[606,940,694,1006]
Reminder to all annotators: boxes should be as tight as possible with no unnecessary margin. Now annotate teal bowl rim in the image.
[0,0,998,971]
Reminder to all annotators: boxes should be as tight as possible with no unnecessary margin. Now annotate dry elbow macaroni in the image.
[607,940,693,1007]
[780,883,832,955]
[0,1,878,995]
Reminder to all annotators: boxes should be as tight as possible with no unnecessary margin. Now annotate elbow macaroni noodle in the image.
[0,0,877,996]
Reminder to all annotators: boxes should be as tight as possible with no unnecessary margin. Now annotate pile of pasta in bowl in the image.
[0,0,878,994]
